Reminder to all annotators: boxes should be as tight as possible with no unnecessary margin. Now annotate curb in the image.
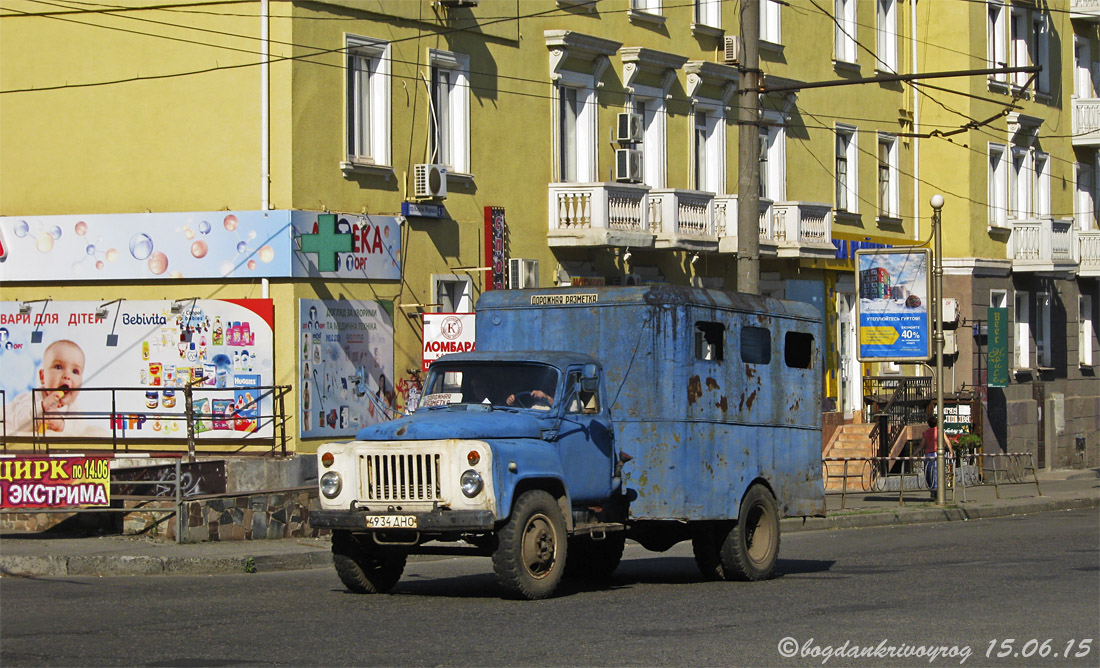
[782,495,1099,533]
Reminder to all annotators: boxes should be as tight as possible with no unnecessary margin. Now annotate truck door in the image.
[556,367,615,504]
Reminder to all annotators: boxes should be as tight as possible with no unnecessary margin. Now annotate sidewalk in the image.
[1,469,1096,579]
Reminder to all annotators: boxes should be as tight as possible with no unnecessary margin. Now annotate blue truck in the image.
[312,285,825,599]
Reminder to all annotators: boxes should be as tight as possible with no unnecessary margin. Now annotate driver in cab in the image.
[505,387,554,410]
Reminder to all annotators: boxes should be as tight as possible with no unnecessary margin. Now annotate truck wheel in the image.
[331,530,407,594]
[565,533,625,581]
[492,490,567,599]
[691,522,733,581]
[720,484,780,581]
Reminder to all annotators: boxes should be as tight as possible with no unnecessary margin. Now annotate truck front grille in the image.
[361,453,442,502]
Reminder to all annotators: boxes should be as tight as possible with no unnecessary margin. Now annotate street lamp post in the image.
[930,194,946,506]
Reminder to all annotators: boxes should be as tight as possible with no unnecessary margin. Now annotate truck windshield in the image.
[422,363,561,411]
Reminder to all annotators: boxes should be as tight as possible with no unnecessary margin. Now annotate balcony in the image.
[771,202,837,259]
[1080,230,1100,276]
[548,182,655,248]
[1007,218,1078,272]
[1071,0,1100,20]
[649,189,718,251]
[1073,99,1100,146]
[715,195,775,255]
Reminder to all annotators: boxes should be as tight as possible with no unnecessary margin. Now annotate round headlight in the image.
[459,469,483,498]
[320,471,342,499]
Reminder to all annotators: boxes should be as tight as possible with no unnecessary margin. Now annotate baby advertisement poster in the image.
[0,300,274,440]
[299,299,394,439]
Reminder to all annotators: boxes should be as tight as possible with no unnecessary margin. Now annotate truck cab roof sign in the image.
[530,293,598,306]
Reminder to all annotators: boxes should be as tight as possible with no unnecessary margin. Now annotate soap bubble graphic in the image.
[198,220,211,235]
[247,259,257,270]
[190,240,209,259]
[258,245,274,262]
[147,251,168,275]
[223,214,239,231]
[236,241,248,254]
[75,221,88,236]
[48,225,62,240]
[96,260,104,270]
[86,244,96,256]
[36,234,54,252]
[129,233,154,260]
[13,221,29,237]
[106,248,119,262]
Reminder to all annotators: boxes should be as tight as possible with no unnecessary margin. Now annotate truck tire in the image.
[492,490,567,599]
[691,522,733,581]
[331,530,407,594]
[720,484,780,581]
[565,533,625,581]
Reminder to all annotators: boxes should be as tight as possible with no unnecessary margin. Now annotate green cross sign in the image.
[299,213,353,272]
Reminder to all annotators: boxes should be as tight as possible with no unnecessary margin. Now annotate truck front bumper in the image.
[311,508,496,532]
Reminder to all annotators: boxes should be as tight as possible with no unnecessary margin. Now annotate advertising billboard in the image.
[855,248,932,362]
[298,299,394,438]
[422,313,476,372]
[0,300,274,439]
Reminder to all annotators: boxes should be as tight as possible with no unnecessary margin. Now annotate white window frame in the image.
[555,75,597,183]
[432,274,474,313]
[836,125,858,213]
[1033,14,1049,94]
[761,0,782,45]
[1081,294,1095,367]
[876,0,897,73]
[693,100,725,194]
[759,116,785,202]
[988,2,1007,85]
[1014,290,1030,368]
[428,49,470,175]
[694,0,720,30]
[631,0,661,15]
[633,86,667,188]
[878,133,899,218]
[1009,146,1031,220]
[1035,290,1052,368]
[1074,36,1094,98]
[991,289,1008,309]
[835,0,857,64]
[1010,8,1029,89]
[345,36,391,167]
[1077,162,1097,230]
[1033,152,1049,217]
[989,143,1008,228]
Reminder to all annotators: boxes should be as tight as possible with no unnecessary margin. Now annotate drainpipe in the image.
[261,0,270,210]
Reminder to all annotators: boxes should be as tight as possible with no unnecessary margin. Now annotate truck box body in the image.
[473,285,825,520]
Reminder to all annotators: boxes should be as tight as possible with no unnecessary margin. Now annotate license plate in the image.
[366,515,417,529]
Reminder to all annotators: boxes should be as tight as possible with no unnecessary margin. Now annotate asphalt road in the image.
[1,508,1097,667]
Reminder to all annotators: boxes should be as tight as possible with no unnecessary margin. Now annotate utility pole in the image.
[736,0,761,295]
[931,194,946,506]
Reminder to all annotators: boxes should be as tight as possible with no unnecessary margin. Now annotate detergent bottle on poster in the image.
[213,316,223,346]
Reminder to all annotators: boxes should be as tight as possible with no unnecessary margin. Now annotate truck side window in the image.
[694,322,725,361]
[565,371,599,414]
[740,326,771,364]
[784,331,815,369]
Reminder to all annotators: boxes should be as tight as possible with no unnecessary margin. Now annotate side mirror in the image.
[580,363,599,393]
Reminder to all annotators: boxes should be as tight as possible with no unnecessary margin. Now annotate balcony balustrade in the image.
[1080,230,1100,276]
[649,189,718,251]
[547,182,655,248]
[772,202,836,258]
[1072,98,1100,146]
[1008,218,1078,271]
[715,195,775,255]
[1070,0,1100,19]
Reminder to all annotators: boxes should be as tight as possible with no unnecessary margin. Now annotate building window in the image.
[432,274,473,313]
[878,134,899,218]
[991,289,1008,309]
[1014,290,1030,368]
[1074,36,1095,98]
[631,0,661,16]
[759,123,785,202]
[557,83,595,183]
[1033,14,1049,94]
[633,92,667,187]
[1035,291,1051,368]
[694,0,720,30]
[1009,147,1031,219]
[1033,152,1049,217]
[876,0,897,72]
[346,36,390,166]
[989,143,1008,228]
[835,0,857,64]
[1077,162,1097,230]
[988,2,1007,85]
[693,105,724,194]
[428,49,470,174]
[1081,294,1095,367]
[761,0,781,45]
[836,126,857,213]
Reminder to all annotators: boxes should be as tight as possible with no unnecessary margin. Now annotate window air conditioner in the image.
[616,112,644,143]
[413,164,447,199]
[943,330,958,356]
[508,258,539,289]
[724,36,743,65]
[615,149,644,183]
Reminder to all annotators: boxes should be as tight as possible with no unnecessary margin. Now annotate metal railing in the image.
[863,375,933,456]
[0,453,185,543]
[823,453,1042,509]
[2,384,291,457]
